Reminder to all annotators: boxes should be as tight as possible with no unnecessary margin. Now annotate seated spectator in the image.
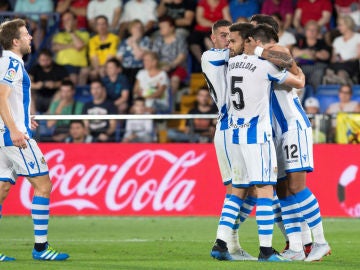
[326,84,360,115]
[167,87,217,142]
[293,0,332,34]
[271,12,296,50]
[116,19,151,86]
[229,0,260,22]
[83,79,118,142]
[335,0,360,29]
[152,16,188,97]
[87,15,120,80]
[326,15,360,85]
[118,0,158,39]
[87,0,122,33]
[55,0,89,30]
[102,58,130,114]
[122,97,154,143]
[261,0,294,30]
[188,0,231,65]
[64,120,94,143]
[0,0,13,23]
[14,0,54,49]
[156,0,196,38]
[133,51,170,113]
[29,49,69,114]
[292,20,331,90]
[304,97,327,143]
[47,80,84,142]
[52,10,90,86]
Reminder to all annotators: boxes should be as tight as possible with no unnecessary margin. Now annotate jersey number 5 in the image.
[231,76,244,110]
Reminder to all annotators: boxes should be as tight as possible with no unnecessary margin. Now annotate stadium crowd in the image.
[1,0,359,143]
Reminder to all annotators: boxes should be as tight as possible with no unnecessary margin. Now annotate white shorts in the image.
[231,140,278,188]
[0,153,17,184]
[214,127,232,185]
[0,139,49,178]
[274,127,314,180]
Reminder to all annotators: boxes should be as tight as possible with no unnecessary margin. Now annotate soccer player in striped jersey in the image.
[212,23,306,262]
[0,19,69,261]
[202,20,256,261]
[249,14,331,262]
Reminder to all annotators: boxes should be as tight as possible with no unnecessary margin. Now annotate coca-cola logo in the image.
[20,149,207,213]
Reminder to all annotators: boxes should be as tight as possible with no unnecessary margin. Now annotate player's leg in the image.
[2,140,69,261]
[211,144,248,261]
[247,142,290,262]
[0,152,16,261]
[284,128,330,261]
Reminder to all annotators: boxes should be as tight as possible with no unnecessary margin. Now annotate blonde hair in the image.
[338,15,356,32]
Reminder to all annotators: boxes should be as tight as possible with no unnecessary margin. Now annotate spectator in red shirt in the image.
[261,0,294,30]
[293,0,332,34]
[56,0,89,30]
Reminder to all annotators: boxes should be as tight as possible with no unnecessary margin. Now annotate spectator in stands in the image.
[83,79,118,142]
[87,15,120,81]
[167,87,217,142]
[229,0,260,22]
[102,58,130,114]
[326,84,360,115]
[14,0,54,49]
[293,0,332,34]
[87,0,122,33]
[29,49,69,114]
[261,0,294,30]
[118,0,158,39]
[47,80,84,142]
[122,97,154,142]
[116,19,151,87]
[52,10,90,86]
[152,16,187,98]
[65,120,94,143]
[189,0,231,65]
[0,0,13,23]
[326,15,360,85]
[157,0,196,38]
[56,0,89,30]
[271,12,296,50]
[304,97,327,143]
[291,20,332,90]
[133,51,170,114]
[335,0,360,29]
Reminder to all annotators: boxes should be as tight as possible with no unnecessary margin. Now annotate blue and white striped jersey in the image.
[0,50,32,146]
[227,54,288,144]
[271,84,311,136]
[201,48,230,130]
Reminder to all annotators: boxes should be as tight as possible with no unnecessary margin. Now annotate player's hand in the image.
[10,129,29,149]
[30,116,38,130]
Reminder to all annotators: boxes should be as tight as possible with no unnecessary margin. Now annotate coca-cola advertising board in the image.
[3,144,360,217]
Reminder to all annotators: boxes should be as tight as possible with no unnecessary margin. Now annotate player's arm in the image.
[282,67,305,89]
[0,84,29,148]
[257,45,294,71]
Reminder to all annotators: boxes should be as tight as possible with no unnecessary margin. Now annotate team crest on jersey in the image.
[41,157,47,165]
[4,68,16,82]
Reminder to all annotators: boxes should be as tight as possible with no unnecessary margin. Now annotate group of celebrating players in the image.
[201,15,331,262]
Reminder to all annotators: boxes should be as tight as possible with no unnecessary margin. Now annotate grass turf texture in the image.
[0,216,358,270]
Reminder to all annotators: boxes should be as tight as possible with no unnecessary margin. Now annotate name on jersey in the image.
[228,61,257,72]
[230,122,250,129]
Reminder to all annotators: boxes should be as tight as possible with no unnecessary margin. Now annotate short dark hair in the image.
[95,15,108,25]
[70,120,85,128]
[158,15,175,27]
[247,24,279,44]
[250,14,279,34]
[212,19,231,33]
[90,78,104,88]
[229,22,254,40]
[38,48,53,58]
[60,79,75,90]
[106,57,123,69]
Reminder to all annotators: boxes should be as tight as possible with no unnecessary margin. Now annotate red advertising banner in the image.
[3,144,360,217]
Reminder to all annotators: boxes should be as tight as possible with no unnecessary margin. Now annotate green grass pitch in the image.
[0,216,359,270]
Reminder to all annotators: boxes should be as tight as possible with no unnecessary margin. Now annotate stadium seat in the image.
[315,94,339,113]
[75,85,92,103]
[352,85,360,96]
[316,84,340,95]
[189,73,206,95]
